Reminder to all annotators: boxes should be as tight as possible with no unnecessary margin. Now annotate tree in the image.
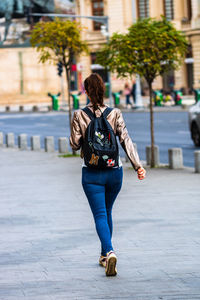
[30,18,88,131]
[97,17,188,167]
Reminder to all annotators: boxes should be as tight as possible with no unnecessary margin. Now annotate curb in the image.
[0,104,193,114]
[0,131,200,174]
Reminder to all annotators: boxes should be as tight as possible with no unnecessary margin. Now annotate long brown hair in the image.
[84,73,105,110]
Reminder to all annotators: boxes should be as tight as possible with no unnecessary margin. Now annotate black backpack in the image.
[82,106,119,169]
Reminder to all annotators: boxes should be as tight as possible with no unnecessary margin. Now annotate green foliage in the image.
[97,17,188,168]
[30,18,89,133]
[30,18,88,67]
[97,17,188,84]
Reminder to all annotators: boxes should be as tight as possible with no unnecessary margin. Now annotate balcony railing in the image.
[181,18,191,30]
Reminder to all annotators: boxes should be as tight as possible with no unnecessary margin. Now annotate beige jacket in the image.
[69,104,142,171]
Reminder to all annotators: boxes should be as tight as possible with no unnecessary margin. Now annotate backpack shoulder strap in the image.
[103,107,113,119]
[82,107,95,120]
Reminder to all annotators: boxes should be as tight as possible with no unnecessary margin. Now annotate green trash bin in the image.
[105,83,110,98]
[71,95,79,110]
[52,96,59,110]
[194,89,200,103]
[71,92,82,110]
[112,92,121,107]
[153,90,163,106]
[48,93,60,111]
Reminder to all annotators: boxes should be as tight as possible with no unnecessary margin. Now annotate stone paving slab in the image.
[0,148,200,300]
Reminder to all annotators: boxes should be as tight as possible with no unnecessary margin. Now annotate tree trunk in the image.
[148,82,155,168]
[64,65,76,155]
[65,66,72,132]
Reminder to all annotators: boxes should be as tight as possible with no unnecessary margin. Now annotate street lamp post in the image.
[131,0,143,108]
[100,22,112,107]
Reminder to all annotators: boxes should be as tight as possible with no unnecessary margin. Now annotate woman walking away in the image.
[70,73,146,277]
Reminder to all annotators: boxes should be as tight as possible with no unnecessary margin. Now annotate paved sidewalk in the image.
[0,148,200,300]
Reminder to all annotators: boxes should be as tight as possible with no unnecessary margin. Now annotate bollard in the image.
[31,136,41,151]
[58,137,68,153]
[6,133,15,148]
[168,148,183,169]
[18,134,28,150]
[146,145,160,166]
[0,132,3,147]
[125,143,138,162]
[19,105,24,112]
[45,136,55,152]
[194,151,200,173]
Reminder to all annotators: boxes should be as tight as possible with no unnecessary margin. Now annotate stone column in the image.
[174,63,187,91]
[149,0,164,18]
[174,0,185,21]
[190,34,200,89]
[192,0,200,28]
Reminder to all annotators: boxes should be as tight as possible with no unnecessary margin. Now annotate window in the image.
[163,0,174,20]
[137,0,149,19]
[186,0,192,21]
[92,0,104,31]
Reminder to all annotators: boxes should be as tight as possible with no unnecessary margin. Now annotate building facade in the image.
[77,0,200,94]
[145,0,200,94]
[76,0,134,93]
[0,47,64,106]
[0,0,200,106]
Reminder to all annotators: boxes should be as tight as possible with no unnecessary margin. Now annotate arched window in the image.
[92,0,104,31]
[137,0,149,19]
[163,0,174,20]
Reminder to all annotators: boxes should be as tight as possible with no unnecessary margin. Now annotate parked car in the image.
[188,101,200,146]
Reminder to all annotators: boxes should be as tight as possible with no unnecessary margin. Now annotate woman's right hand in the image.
[137,167,146,180]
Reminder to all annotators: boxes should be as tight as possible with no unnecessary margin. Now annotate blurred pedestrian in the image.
[124,82,132,108]
[131,79,136,105]
[70,73,146,277]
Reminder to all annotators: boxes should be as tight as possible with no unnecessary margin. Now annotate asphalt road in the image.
[0,110,199,167]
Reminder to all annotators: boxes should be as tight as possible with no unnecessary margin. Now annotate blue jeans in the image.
[82,167,123,256]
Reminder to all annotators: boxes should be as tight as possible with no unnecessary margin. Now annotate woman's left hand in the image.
[137,167,146,180]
